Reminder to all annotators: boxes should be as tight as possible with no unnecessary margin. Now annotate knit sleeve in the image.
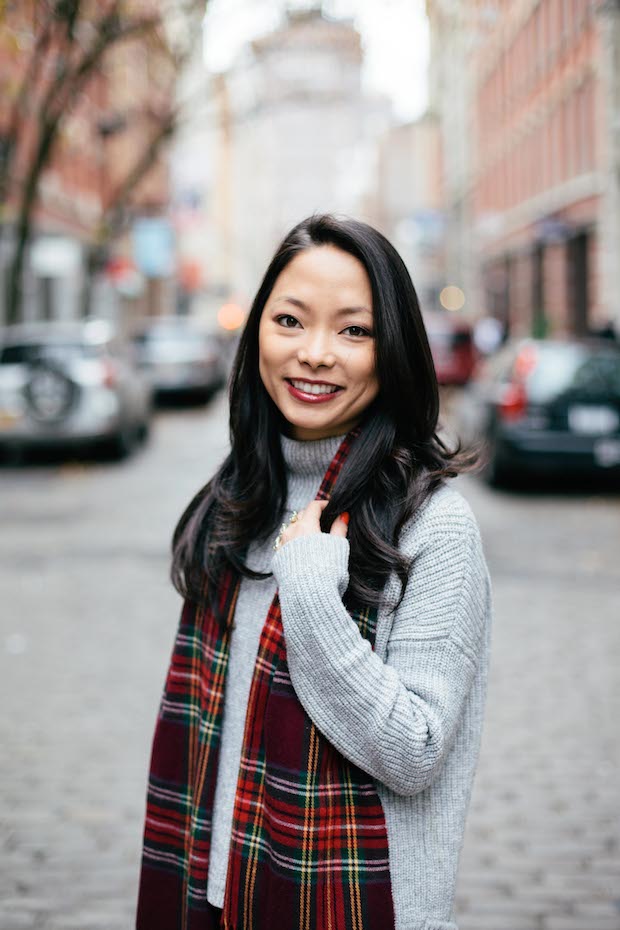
[271,496,491,797]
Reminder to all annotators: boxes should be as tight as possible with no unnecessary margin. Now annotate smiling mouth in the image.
[285,378,343,396]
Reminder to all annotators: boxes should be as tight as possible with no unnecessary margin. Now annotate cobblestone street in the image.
[1,390,619,930]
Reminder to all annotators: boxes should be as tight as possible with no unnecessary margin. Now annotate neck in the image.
[280,430,348,480]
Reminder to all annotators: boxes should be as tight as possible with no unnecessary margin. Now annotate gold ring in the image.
[273,522,288,551]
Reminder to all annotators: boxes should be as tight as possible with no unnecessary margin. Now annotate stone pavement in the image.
[453,478,620,930]
[1,391,619,930]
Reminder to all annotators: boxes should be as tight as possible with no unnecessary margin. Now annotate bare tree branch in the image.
[48,9,161,123]
[0,3,60,211]
[2,0,209,323]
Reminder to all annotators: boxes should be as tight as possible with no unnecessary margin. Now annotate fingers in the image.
[274,500,350,550]
[329,511,350,538]
[276,499,325,549]
[293,500,327,531]
[304,499,328,518]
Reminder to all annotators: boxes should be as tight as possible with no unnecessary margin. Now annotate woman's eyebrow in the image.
[275,296,371,315]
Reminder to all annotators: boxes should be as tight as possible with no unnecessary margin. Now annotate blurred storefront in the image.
[426,0,620,338]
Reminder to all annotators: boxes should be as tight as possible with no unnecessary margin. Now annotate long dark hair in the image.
[172,214,470,619]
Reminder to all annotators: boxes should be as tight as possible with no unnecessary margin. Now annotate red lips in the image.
[285,379,344,404]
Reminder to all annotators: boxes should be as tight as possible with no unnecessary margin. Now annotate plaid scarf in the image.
[137,429,394,930]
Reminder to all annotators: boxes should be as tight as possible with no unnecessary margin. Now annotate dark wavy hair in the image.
[171,214,471,621]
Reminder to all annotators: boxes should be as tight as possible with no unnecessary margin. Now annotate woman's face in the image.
[258,245,379,441]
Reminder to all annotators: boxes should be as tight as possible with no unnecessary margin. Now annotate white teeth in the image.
[290,379,340,395]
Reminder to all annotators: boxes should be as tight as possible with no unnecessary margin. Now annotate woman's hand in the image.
[275,500,349,550]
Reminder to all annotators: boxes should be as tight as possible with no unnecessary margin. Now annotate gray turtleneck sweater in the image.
[206,432,492,930]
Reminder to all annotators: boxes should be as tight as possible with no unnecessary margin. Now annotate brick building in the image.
[0,1,175,324]
[428,0,620,337]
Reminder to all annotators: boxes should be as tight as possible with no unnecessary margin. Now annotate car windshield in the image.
[133,326,212,359]
[0,342,102,364]
[135,326,205,344]
[526,344,620,402]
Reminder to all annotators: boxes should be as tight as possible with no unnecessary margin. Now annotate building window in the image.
[545,117,552,191]
[534,5,543,77]
[537,123,544,194]
[551,105,560,186]
[577,84,587,174]
[526,14,534,92]
[506,39,515,108]
[566,94,575,179]
[551,0,560,56]
[563,0,572,41]
[559,99,567,182]
[542,0,552,71]
[585,78,596,170]
[573,0,582,33]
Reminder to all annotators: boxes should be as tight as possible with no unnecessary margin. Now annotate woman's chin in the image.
[275,392,363,440]
[287,415,358,441]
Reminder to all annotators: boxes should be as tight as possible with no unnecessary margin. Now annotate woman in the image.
[137,214,492,930]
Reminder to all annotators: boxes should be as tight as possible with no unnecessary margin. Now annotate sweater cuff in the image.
[271,533,350,597]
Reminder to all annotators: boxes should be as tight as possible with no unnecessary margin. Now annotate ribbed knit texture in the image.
[206,431,347,907]
[207,434,492,930]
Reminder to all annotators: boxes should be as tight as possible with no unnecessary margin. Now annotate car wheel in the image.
[105,424,137,461]
[1,442,25,466]
[23,363,78,422]
[136,419,150,444]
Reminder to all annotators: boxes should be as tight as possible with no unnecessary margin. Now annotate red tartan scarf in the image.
[137,428,395,930]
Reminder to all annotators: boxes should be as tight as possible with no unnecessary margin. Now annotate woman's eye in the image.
[276,314,300,328]
[343,325,372,338]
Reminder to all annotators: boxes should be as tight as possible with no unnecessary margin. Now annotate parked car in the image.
[423,311,476,386]
[455,337,620,485]
[131,317,226,401]
[0,319,153,460]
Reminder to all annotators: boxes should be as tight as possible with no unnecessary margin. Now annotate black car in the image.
[456,337,620,485]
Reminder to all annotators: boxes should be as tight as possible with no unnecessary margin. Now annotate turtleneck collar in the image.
[280,431,348,479]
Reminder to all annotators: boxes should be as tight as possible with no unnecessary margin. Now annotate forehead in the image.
[271,246,372,307]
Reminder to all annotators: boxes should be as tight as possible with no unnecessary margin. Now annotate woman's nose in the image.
[297,332,335,367]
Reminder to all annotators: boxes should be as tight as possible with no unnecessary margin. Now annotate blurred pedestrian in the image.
[137,214,492,930]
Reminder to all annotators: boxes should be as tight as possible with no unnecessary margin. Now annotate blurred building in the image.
[425,0,481,320]
[170,37,211,294]
[0,4,103,324]
[368,114,445,309]
[206,5,390,300]
[0,1,175,326]
[101,13,176,323]
[427,0,620,337]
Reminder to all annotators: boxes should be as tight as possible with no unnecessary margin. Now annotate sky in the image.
[203,0,430,123]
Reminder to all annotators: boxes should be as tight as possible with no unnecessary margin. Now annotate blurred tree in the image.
[0,0,207,323]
